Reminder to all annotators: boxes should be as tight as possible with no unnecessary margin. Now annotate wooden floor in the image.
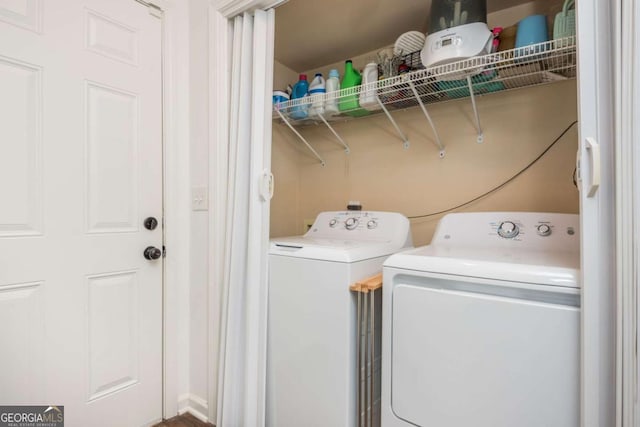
[153,413,215,427]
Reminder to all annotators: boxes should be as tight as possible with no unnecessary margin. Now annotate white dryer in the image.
[267,211,412,427]
[382,212,580,427]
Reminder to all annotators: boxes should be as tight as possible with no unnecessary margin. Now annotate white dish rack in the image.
[273,36,576,164]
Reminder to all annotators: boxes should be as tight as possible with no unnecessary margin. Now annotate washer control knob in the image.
[536,224,552,237]
[345,217,359,230]
[329,219,338,228]
[497,221,519,239]
[367,220,378,229]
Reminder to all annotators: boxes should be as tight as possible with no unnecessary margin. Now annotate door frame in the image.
[140,0,283,420]
[132,0,192,419]
[207,5,229,423]
[203,0,620,425]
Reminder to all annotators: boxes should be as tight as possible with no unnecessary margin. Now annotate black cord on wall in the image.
[407,121,579,220]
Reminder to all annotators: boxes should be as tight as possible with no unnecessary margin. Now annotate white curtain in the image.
[216,8,275,427]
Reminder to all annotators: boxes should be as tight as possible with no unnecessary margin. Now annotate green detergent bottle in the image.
[339,60,369,117]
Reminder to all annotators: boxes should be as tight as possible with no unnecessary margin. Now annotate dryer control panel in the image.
[431,212,579,252]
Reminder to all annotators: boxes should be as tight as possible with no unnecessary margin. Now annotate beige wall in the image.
[271,61,301,238]
[270,80,579,246]
[487,0,563,28]
[271,124,302,238]
[273,60,298,91]
[277,0,566,79]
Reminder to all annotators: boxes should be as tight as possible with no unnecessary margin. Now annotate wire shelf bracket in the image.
[467,75,484,143]
[317,113,350,154]
[376,97,410,149]
[276,109,326,166]
[408,80,446,158]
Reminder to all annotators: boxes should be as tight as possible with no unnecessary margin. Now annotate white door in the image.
[0,0,163,426]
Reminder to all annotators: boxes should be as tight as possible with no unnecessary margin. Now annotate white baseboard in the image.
[177,393,209,423]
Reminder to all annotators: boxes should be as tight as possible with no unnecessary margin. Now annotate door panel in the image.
[87,271,140,402]
[0,0,42,33]
[0,281,45,403]
[0,56,42,236]
[85,9,139,66]
[85,82,139,233]
[0,1,162,426]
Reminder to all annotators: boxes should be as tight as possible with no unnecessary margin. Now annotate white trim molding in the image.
[159,0,192,420]
[617,1,639,426]
[178,393,210,423]
[212,0,288,18]
[207,4,231,423]
[143,0,172,9]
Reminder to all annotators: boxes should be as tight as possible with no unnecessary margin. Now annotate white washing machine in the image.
[381,212,580,427]
[267,211,412,427]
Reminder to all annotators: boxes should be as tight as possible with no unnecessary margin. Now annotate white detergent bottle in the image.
[324,69,341,116]
[359,62,381,111]
[308,73,326,117]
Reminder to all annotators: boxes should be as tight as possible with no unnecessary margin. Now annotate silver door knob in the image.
[144,246,162,260]
[144,217,159,230]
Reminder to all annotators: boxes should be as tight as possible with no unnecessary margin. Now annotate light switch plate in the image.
[192,187,208,211]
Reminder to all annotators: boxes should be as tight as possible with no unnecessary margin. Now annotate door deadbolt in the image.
[144,217,158,230]
[144,246,162,260]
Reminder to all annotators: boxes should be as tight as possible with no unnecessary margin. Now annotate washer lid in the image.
[384,245,580,288]
[270,236,406,263]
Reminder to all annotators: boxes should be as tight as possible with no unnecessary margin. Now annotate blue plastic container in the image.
[273,90,289,111]
[290,74,309,119]
[515,14,548,58]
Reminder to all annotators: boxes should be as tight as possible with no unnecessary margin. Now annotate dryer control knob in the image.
[329,219,338,228]
[497,221,519,239]
[367,220,378,229]
[345,217,359,230]
[536,224,552,236]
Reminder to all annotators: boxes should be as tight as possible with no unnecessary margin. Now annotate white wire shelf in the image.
[273,36,577,164]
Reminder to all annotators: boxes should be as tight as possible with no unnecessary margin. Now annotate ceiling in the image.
[274,0,533,72]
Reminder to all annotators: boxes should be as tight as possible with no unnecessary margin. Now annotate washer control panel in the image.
[304,211,412,246]
[497,221,519,239]
[315,212,383,233]
[490,218,572,242]
[344,217,359,230]
[432,212,579,252]
[536,223,552,236]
